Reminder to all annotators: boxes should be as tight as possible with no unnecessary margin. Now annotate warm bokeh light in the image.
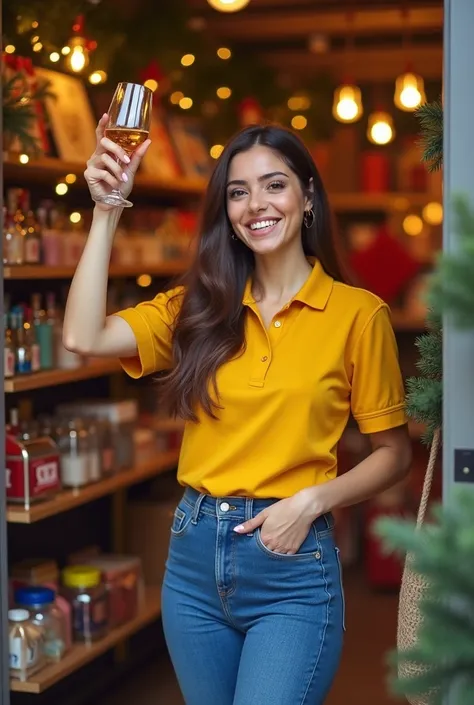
[403,214,424,236]
[288,95,311,111]
[50,52,60,62]
[89,71,108,85]
[61,46,71,55]
[170,91,184,105]
[206,0,250,12]
[210,144,224,159]
[394,72,426,112]
[143,78,158,92]
[217,47,232,60]
[422,202,443,225]
[19,154,30,164]
[65,174,77,185]
[179,97,193,110]
[55,183,68,196]
[332,85,363,123]
[291,115,308,130]
[137,274,152,288]
[69,212,82,224]
[181,54,195,67]
[216,86,232,100]
[32,42,43,53]
[367,111,395,145]
[5,45,16,54]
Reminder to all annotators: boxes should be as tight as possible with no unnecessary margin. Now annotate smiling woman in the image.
[64,120,411,705]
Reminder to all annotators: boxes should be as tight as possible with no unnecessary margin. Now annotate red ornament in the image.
[349,225,420,302]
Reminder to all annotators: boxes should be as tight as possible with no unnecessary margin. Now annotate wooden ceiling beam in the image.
[202,5,443,41]
[261,45,443,81]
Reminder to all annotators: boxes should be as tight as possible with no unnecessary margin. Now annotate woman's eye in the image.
[268,181,285,191]
[228,188,246,199]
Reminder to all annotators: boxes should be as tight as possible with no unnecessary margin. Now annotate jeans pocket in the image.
[334,546,346,631]
[170,504,192,538]
[255,525,322,561]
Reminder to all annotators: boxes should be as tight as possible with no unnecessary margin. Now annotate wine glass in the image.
[95,82,153,209]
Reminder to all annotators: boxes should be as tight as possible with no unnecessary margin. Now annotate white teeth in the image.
[249,220,278,231]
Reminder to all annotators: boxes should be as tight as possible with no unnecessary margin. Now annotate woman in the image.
[64,115,412,705]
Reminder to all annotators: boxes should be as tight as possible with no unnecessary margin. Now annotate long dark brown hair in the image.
[160,123,347,421]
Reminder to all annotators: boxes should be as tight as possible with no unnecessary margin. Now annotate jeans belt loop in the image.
[191,493,206,525]
[245,497,254,535]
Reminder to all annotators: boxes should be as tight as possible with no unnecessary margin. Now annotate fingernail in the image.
[123,154,131,163]
[122,173,128,182]
[233,525,244,533]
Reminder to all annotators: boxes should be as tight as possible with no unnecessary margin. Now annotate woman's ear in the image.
[305,177,314,210]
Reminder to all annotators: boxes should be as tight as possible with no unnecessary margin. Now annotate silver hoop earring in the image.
[303,208,315,229]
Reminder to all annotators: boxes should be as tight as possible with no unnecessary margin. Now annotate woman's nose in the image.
[248,192,267,213]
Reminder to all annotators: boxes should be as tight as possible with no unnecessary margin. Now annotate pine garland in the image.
[376,489,474,705]
[3,70,54,155]
[416,100,443,172]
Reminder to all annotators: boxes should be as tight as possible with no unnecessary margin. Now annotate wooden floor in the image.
[103,569,401,705]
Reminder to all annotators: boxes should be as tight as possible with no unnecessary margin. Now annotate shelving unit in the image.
[4,262,189,280]
[6,450,179,524]
[10,586,162,694]
[4,359,122,393]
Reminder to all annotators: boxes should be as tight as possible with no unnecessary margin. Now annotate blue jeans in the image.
[161,488,345,705]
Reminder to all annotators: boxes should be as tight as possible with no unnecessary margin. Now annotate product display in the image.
[15,586,67,662]
[8,608,45,682]
[62,566,108,645]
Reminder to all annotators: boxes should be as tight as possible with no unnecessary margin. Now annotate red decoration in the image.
[361,151,390,193]
[139,60,168,104]
[237,97,264,127]
[349,225,421,302]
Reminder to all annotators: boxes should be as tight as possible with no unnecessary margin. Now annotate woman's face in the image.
[226,145,312,257]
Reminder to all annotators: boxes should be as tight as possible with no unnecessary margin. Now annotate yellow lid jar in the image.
[62,566,108,644]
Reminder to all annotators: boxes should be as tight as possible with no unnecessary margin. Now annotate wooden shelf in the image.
[4,156,207,198]
[10,585,161,693]
[6,449,179,524]
[4,261,189,280]
[4,359,122,393]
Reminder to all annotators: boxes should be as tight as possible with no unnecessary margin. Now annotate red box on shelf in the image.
[6,434,61,508]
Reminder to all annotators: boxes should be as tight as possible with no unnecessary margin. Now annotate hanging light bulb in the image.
[394,71,426,112]
[367,111,395,145]
[332,84,363,124]
[206,0,250,12]
[65,36,89,72]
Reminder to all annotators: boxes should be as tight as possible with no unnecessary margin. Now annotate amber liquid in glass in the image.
[104,128,149,154]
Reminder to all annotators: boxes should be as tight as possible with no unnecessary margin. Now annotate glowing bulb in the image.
[89,71,108,85]
[65,173,77,184]
[32,42,43,53]
[61,46,71,55]
[19,154,30,164]
[31,21,39,29]
[403,215,423,237]
[5,45,16,54]
[65,38,89,73]
[55,183,68,196]
[50,52,60,62]
[143,78,158,92]
[332,85,363,124]
[210,144,224,159]
[394,72,426,112]
[179,97,193,110]
[216,86,232,100]
[181,54,195,67]
[137,274,152,288]
[206,0,250,12]
[367,111,395,145]
[69,212,82,224]
[291,115,307,130]
[70,48,86,72]
[422,202,443,226]
[217,47,232,60]
[170,91,184,105]
[31,36,40,44]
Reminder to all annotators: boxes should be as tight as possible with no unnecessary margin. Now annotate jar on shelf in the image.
[57,419,91,489]
[62,566,108,645]
[15,586,67,662]
[8,608,45,682]
[85,420,102,482]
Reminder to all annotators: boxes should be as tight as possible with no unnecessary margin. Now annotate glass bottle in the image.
[24,308,41,373]
[32,293,54,369]
[24,210,42,265]
[8,608,45,682]
[11,309,31,375]
[3,195,24,266]
[4,313,15,378]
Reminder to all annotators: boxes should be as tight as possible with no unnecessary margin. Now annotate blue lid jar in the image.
[15,585,55,606]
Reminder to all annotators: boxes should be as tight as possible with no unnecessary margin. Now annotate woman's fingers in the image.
[101,152,128,182]
[128,138,151,173]
[99,136,131,164]
[85,165,122,190]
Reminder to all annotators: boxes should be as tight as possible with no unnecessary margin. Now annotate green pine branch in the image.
[416,100,443,172]
[2,71,55,156]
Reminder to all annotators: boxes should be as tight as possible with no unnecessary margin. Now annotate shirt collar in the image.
[242,258,334,310]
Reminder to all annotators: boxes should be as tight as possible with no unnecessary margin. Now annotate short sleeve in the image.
[350,304,407,434]
[113,286,183,378]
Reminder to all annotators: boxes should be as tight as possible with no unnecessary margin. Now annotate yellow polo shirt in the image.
[115,260,407,498]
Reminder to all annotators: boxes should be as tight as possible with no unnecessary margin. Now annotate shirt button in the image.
[261,355,268,362]
[220,502,230,512]
[274,320,282,328]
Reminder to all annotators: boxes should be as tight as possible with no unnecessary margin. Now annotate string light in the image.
[31,21,39,29]
[69,212,82,224]
[143,78,158,92]
[65,174,77,184]
[367,111,395,145]
[207,0,250,12]
[422,202,443,225]
[403,214,423,236]
[5,45,16,54]
[181,54,195,67]
[61,46,71,55]
[66,37,89,72]
[216,86,232,100]
[217,47,232,60]
[291,115,307,130]
[31,35,40,44]
[288,95,311,111]
[32,42,43,53]
[19,154,29,164]
[332,84,363,123]
[210,144,224,159]
[394,72,426,112]
[55,183,68,196]
[89,71,108,85]
[137,274,152,288]
[50,52,60,63]
[170,91,184,105]
[179,97,193,109]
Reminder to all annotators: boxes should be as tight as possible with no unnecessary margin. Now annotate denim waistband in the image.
[182,486,334,531]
